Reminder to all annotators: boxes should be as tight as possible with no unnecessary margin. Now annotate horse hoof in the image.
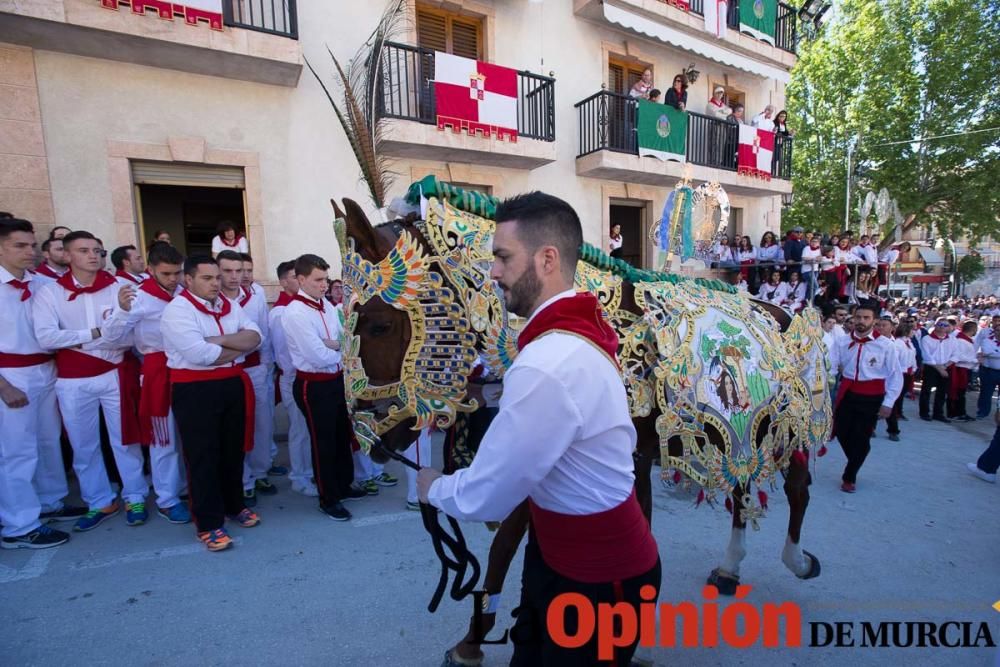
[797,550,821,580]
[706,568,740,596]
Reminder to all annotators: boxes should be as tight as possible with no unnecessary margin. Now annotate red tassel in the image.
[724,496,733,514]
[672,469,682,484]
[817,444,828,457]
[696,489,705,507]
[757,490,768,509]
[792,449,807,467]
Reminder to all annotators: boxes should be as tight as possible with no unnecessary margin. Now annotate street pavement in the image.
[1,395,998,666]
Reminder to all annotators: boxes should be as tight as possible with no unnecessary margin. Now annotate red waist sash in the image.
[241,350,261,369]
[0,352,54,368]
[139,351,171,446]
[528,489,658,583]
[170,366,256,452]
[949,366,970,400]
[296,370,342,382]
[55,349,142,445]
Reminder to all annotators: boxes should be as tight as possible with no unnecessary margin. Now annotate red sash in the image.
[0,352,54,367]
[296,370,342,382]
[115,270,141,285]
[273,291,293,308]
[528,490,658,583]
[517,292,619,365]
[949,366,970,400]
[739,258,754,281]
[56,270,117,301]
[55,349,143,445]
[139,351,171,446]
[34,263,63,279]
[241,351,261,369]
[170,366,256,452]
[139,279,173,302]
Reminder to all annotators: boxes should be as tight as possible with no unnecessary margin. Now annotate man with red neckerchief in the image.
[160,255,261,552]
[948,320,979,421]
[34,236,69,282]
[829,301,903,493]
[102,242,189,524]
[110,245,146,286]
[32,230,150,531]
[417,192,661,666]
[919,317,957,423]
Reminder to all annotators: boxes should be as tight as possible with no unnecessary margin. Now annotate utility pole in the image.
[844,141,853,233]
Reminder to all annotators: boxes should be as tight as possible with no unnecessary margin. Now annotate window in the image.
[608,57,650,96]
[714,83,745,111]
[417,6,483,59]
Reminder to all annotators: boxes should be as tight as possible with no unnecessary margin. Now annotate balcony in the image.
[0,0,301,87]
[683,0,797,55]
[574,90,792,195]
[376,42,557,170]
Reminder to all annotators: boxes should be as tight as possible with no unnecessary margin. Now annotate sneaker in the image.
[966,462,997,484]
[360,479,379,496]
[406,501,421,512]
[291,482,320,497]
[227,508,261,528]
[1,525,70,550]
[319,502,351,521]
[243,488,257,508]
[125,502,148,526]
[197,528,233,552]
[840,481,856,494]
[74,502,121,532]
[888,433,900,442]
[933,416,952,424]
[267,465,289,476]
[343,484,368,502]
[255,479,278,496]
[157,503,192,524]
[39,506,88,522]
[955,415,975,422]
[373,472,398,487]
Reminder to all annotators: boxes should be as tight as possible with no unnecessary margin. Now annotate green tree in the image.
[955,253,985,290]
[785,0,1000,242]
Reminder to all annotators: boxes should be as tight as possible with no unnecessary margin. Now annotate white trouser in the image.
[56,370,148,509]
[404,429,433,504]
[280,369,313,486]
[243,364,275,489]
[0,363,67,537]
[148,411,184,509]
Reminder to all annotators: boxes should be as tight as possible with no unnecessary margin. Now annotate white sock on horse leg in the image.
[719,527,747,577]
[781,534,811,577]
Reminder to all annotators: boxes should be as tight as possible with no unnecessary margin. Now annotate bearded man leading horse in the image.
[332,179,829,665]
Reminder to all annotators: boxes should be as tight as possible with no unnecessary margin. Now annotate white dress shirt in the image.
[282,292,342,373]
[952,334,979,370]
[160,293,260,370]
[33,274,131,364]
[428,290,637,521]
[782,280,806,308]
[829,331,903,408]
[834,247,857,265]
[977,328,1000,370]
[757,281,786,304]
[268,300,295,374]
[102,285,178,354]
[800,245,822,274]
[224,286,270,365]
[1,266,51,360]
[919,333,956,367]
[211,236,249,255]
[879,248,900,265]
[895,337,917,374]
[852,244,878,266]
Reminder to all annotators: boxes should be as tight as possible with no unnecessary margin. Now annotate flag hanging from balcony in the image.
[637,100,687,163]
[434,52,518,142]
[737,124,774,180]
[704,0,729,38]
[739,0,777,45]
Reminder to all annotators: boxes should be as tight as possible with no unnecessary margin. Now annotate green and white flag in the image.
[637,100,687,163]
[739,0,777,45]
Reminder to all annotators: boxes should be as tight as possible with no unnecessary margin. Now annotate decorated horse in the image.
[331,178,831,665]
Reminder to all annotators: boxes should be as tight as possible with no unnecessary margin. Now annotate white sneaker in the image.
[966,462,997,484]
[292,482,320,497]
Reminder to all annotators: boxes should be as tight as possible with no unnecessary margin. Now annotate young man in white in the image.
[35,236,69,281]
[948,320,979,422]
[216,250,275,507]
[110,245,146,285]
[33,230,149,531]
[0,218,82,549]
[851,235,878,268]
[268,260,316,497]
[161,255,262,551]
[800,236,823,300]
[919,318,957,422]
[101,242,190,523]
[975,315,1000,419]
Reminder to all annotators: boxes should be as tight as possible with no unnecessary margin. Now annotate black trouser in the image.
[948,389,968,418]
[835,391,883,484]
[172,377,246,532]
[509,534,662,667]
[919,365,948,419]
[293,375,353,507]
[977,423,1000,474]
[886,374,913,435]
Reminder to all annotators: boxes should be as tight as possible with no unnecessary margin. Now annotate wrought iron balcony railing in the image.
[222,0,297,39]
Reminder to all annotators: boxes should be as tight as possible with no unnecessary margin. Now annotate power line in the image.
[866,126,1000,148]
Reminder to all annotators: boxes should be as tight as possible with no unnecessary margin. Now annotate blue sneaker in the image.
[267,465,289,476]
[74,502,121,532]
[157,503,192,524]
[125,502,148,526]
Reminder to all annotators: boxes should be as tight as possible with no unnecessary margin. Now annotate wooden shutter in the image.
[451,17,481,59]
[416,9,448,53]
[131,161,245,188]
[609,64,624,95]
[416,6,482,59]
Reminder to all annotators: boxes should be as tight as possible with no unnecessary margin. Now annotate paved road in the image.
[2,399,998,666]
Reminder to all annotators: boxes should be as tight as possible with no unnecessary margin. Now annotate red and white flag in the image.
[434,52,518,142]
[738,124,774,180]
[704,0,728,38]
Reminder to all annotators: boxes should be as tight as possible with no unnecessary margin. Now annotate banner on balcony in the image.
[637,100,687,163]
[737,124,774,180]
[704,0,729,38]
[739,0,777,45]
[434,52,518,142]
[99,0,224,31]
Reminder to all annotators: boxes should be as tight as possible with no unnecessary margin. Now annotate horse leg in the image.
[781,455,821,579]
[447,501,530,666]
[707,493,746,596]
[633,416,659,525]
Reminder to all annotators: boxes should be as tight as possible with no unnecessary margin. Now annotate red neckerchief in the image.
[180,289,231,334]
[239,286,253,308]
[35,263,63,279]
[273,291,294,308]
[139,279,173,302]
[56,270,117,301]
[957,332,974,343]
[220,234,244,248]
[848,330,881,349]
[517,293,619,365]
[293,294,325,312]
[115,269,141,284]
[709,98,724,107]
[7,277,31,301]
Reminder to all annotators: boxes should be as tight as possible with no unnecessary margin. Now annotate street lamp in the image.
[781,192,794,208]
[683,64,700,85]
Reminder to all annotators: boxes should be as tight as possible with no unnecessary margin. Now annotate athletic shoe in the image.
[955,415,975,422]
[840,481,856,494]
[267,465,289,476]
[966,462,997,484]
[888,433,900,442]
[197,528,233,552]
[74,502,121,532]
[319,503,351,521]
[360,479,379,496]
[243,488,257,508]
[39,506,88,522]
[933,416,952,424]
[227,509,260,528]
[1,525,70,550]
[255,479,278,496]
[406,501,421,512]
[373,472,398,487]
[157,503,192,524]
[343,485,368,502]
[291,482,319,497]
[125,502,148,526]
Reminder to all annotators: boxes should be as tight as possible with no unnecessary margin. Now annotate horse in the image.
[331,179,829,665]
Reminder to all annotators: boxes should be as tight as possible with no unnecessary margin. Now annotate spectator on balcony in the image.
[629,69,654,100]
[782,226,806,279]
[737,236,756,291]
[609,224,624,259]
[664,75,688,110]
[727,103,746,125]
[751,105,775,128]
[648,89,662,104]
[772,110,794,137]
[211,221,248,258]
[711,236,736,268]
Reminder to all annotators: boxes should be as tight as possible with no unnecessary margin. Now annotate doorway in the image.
[135,185,245,257]
[610,203,646,269]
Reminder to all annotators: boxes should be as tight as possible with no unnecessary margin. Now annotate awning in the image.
[602,3,791,84]
[917,246,945,266]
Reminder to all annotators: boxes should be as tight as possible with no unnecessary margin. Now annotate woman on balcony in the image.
[210,221,248,257]
[772,110,794,136]
[772,110,794,176]
[609,224,624,259]
[706,86,732,166]
[711,236,736,269]
[737,235,757,292]
[664,75,687,110]
[629,69,654,100]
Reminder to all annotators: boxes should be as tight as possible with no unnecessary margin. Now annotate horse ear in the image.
[342,198,383,261]
[330,198,346,221]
